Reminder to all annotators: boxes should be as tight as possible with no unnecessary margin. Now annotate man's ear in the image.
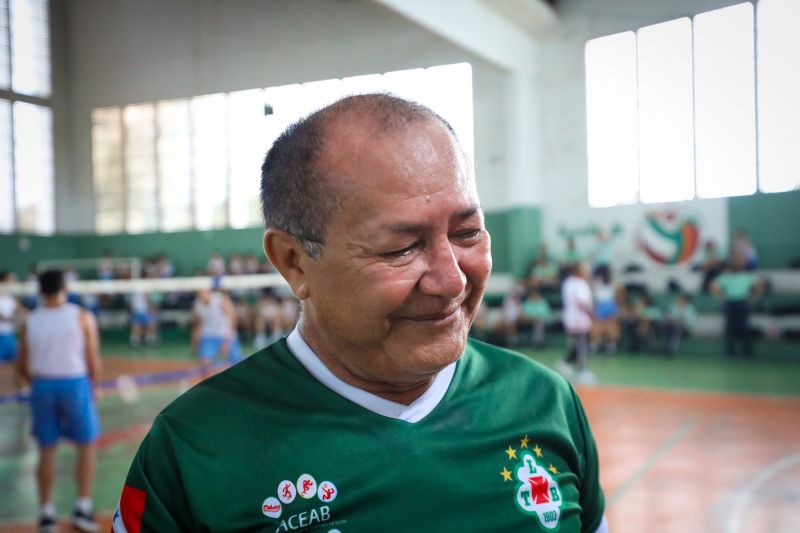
[263,228,310,300]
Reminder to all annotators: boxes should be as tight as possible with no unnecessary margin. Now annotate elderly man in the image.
[115,94,606,532]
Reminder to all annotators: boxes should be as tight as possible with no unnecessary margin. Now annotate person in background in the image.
[590,268,621,355]
[243,251,260,275]
[560,236,583,281]
[191,286,241,367]
[559,263,596,383]
[228,252,244,276]
[662,293,697,356]
[732,228,758,271]
[712,257,764,357]
[500,282,525,346]
[519,288,553,348]
[528,253,560,293]
[697,239,725,293]
[129,291,158,347]
[207,251,226,277]
[591,229,614,278]
[0,271,20,364]
[15,270,102,533]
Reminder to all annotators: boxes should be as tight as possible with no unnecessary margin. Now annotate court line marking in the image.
[606,417,697,508]
[724,452,800,533]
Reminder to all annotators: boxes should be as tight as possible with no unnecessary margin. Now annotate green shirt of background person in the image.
[712,271,762,302]
[521,293,553,322]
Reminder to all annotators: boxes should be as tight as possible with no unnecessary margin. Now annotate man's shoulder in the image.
[463,338,570,392]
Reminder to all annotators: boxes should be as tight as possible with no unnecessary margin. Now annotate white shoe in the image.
[575,369,598,385]
[555,359,574,378]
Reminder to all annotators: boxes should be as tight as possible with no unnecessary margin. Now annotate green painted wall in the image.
[728,190,800,268]
[0,234,78,276]
[73,227,266,276]
[485,206,542,278]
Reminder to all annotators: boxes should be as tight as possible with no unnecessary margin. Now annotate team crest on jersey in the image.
[499,436,563,530]
[262,472,342,532]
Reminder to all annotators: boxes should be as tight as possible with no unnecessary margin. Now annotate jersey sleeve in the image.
[569,384,606,533]
[114,415,193,532]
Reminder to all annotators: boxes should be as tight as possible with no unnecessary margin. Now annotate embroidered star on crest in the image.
[500,467,513,481]
[505,446,518,460]
[533,444,543,458]
[548,464,559,475]
[520,435,530,448]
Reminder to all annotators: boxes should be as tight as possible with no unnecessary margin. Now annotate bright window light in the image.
[192,94,228,230]
[0,1,10,90]
[228,89,266,229]
[757,0,800,193]
[10,0,50,97]
[92,107,124,234]
[637,18,695,203]
[13,101,53,234]
[0,100,12,232]
[693,2,757,198]
[157,99,193,232]
[124,104,158,233]
[585,31,639,207]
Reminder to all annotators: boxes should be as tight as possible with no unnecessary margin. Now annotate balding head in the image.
[260,93,464,258]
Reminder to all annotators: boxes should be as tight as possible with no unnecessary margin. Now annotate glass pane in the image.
[693,3,757,198]
[13,101,53,234]
[10,0,50,97]
[157,99,192,231]
[124,104,158,233]
[191,93,228,230]
[0,0,10,89]
[228,89,266,229]
[757,0,800,193]
[0,100,12,232]
[92,106,124,234]
[637,18,695,203]
[585,31,639,207]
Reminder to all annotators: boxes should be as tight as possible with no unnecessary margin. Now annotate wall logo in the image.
[636,211,699,265]
[500,436,563,530]
[262,472,340,532]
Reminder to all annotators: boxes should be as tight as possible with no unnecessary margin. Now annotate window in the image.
[91,63,474,233]
[0,0,53,235]
[585,1,795,206]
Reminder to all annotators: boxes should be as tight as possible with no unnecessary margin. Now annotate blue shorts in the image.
[0,334,16,362]
[132,311,152,326]
[198,336,243,363]
[31,377,100,447]
[596,300,619,320]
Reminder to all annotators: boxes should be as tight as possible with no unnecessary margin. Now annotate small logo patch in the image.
[262,497,282,518]
[297,474,317,499]
[278,480,297,504]
[317,481,338,502]
[499,437,564,530]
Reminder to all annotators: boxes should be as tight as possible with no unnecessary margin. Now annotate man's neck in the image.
[299,322,435,405]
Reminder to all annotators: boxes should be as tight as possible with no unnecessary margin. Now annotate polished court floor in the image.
[0,338,798,532]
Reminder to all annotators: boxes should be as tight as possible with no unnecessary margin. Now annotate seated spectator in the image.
[592,229,615,278]
[591,269,621,355]
[231,295,254,343]
[696,239,725,293]
[98,250,114,280]
[559,236,583,280]
[529,256,560,292]
[207,251,226,277]
[662,293,696,356]
[253,289,297,349]
[228,252,244,276]
[519,288,553,348]
[243,252,260,275]
[732,228,758,271]
[500,282,526,346]
[623,294,661,353]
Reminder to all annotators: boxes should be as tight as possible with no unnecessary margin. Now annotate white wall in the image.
[57,0,510,231]
[536,0,747,289]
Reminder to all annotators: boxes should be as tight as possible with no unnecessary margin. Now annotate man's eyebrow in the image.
[384,206,482,234]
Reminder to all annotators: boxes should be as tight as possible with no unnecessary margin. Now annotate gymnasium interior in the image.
[0,0,798,531]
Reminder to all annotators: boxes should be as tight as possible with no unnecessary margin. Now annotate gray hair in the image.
[260,93,459,258]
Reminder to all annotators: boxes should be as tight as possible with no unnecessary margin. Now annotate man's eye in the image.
[380,243,418,259]
[453,229,482,241]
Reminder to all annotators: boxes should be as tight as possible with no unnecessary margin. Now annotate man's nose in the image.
[418,239,467,299]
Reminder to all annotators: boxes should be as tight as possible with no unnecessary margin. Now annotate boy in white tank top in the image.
[15,270,102,533]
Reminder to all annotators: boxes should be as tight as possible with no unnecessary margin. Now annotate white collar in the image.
[286,327,456,423]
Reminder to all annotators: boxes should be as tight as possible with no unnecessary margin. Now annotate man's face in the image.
[299,118,492,387]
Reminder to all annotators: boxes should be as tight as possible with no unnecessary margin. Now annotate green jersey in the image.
[716,272,757,301]
[115,337,604,532]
